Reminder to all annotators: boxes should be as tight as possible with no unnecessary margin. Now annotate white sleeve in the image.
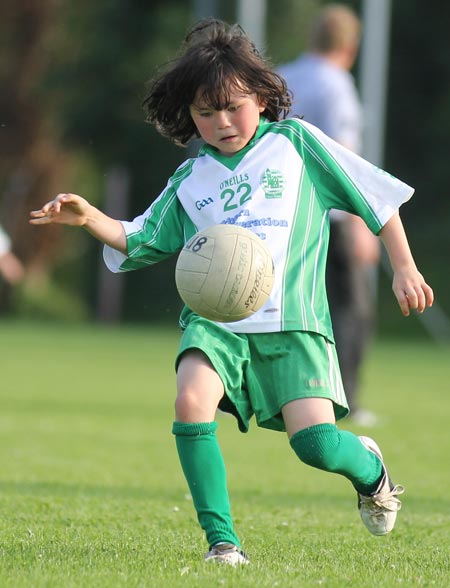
[300,120,415,230]
[102,220,146,273]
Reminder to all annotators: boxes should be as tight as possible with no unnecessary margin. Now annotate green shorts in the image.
[176,315,349,433]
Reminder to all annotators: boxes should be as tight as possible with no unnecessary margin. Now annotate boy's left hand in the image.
[392,268,434,316]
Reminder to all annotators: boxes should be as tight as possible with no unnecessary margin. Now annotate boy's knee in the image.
[290,423,342,472]
[175,388,221,423]
[175,390,201,419]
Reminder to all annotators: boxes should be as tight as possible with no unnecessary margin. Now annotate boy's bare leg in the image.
[281,397,335,437]
[175,350,224,422]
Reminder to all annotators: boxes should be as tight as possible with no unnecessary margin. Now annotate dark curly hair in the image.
[142,18,292,146]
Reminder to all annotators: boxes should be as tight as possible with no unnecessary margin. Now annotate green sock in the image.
[290,423,383,495]
[172,421,240,548]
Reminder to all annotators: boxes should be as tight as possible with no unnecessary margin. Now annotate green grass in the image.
[0,320,449,587]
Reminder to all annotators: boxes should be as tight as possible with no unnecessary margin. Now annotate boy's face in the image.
[189,90,266,156]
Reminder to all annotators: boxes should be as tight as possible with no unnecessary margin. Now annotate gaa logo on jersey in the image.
[260,168,286,199]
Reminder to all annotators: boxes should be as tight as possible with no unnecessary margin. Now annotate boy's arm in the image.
[30,193,127,254]
[379,212,434,316]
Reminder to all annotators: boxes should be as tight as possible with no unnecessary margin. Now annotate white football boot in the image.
[204,542,250,566]
[358,436,405,536]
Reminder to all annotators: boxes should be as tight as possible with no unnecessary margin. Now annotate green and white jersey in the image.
[104,117,413,340]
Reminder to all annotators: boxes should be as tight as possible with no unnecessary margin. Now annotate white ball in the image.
[175,224,275,322]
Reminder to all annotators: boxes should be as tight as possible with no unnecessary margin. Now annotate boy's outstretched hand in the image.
[29,193,128,254]
[29,193,90,227]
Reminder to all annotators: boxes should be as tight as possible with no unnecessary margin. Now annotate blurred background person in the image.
[0,223,25,287]
[278,4,380,426]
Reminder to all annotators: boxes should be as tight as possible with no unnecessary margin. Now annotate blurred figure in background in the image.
[278,4,380,425]
[0,224,25,286]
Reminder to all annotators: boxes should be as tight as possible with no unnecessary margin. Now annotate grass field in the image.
[0,320,449,587]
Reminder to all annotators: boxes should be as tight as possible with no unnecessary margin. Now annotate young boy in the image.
[30,19,434,566]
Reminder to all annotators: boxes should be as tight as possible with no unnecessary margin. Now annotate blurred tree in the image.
[0,0,69,311]
[31,0,193,321]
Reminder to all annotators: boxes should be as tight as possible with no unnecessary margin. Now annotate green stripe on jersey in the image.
[270,119,383,234]
[118,160,198,271]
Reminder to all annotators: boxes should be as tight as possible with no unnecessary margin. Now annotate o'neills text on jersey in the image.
[219,173,250,190]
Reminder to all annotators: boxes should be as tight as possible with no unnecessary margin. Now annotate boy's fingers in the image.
[412,287,425,313]
[397,283,434,316]
[397,291,410,316]
[29,216,52,225]
[424,284,434,307]
[410,284,433,313]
